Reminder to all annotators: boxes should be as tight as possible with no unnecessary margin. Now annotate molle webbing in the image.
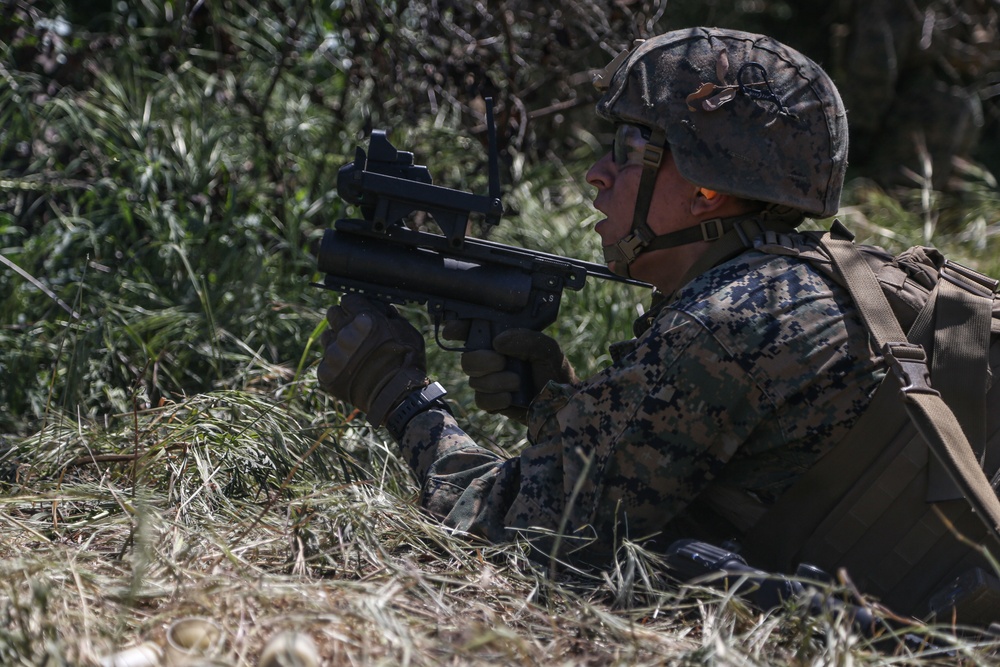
[744,224,1000,622]
[824,231,999,527]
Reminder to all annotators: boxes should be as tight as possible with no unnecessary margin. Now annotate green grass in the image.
[2,2,1000,665]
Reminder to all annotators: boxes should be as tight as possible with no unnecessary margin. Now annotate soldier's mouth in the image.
[593,217,618,247]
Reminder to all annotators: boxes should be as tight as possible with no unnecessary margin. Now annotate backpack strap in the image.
[818,228,1000,534]
[927,260,998,499]
[744,223,1000,573]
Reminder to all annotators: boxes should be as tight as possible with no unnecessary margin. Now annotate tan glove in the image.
[318,294,428,426]
[442,322,577,423]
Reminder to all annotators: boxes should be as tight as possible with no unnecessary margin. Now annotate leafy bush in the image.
[1,3,999,665]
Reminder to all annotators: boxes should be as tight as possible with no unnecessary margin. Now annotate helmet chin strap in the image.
[602,128,666,278]
[601,128,802,278]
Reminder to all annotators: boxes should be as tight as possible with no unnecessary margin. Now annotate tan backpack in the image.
[742,221,1000,625]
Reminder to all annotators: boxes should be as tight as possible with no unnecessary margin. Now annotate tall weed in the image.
[0,4,999,666]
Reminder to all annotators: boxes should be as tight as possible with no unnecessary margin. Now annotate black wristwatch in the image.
[385,382,449,441]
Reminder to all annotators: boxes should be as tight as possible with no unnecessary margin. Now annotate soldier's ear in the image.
[691,186,726,215]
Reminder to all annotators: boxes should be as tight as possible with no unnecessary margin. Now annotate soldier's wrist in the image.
[385,381,450,442]
[366,368,428,427]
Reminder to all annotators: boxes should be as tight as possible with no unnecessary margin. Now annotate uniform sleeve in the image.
[396,308,769,557]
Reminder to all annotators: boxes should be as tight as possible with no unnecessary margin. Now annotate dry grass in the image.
[3,4,1000,665]
[1,393,997,666]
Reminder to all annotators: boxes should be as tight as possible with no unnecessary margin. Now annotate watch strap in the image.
[367,367,427,427]
[385,382,449,441]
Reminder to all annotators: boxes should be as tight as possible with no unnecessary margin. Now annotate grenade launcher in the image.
[316,104,648,408]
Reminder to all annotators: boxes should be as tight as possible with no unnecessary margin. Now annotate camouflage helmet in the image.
[595,27,848,218]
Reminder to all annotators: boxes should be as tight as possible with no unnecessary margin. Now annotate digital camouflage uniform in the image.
[320,28,999,619]
[340,28,871,564]
[396,241,884,560]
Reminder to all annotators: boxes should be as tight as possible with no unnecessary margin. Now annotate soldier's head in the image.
[586,28,848,287]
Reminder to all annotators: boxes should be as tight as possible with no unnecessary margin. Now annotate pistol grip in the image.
[465,319,534,412]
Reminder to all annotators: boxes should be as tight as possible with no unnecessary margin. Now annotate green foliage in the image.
[4,0,1000,433]
[0,0,654,436]
[834,171,1000,279]
[0,2,999,665]
[0,0,363,431]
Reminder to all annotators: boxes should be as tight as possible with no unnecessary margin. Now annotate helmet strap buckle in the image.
[606,225,654,265]
[700,218,725,241]
[642,143,665,169]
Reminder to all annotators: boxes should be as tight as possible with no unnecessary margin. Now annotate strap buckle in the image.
[882,342,940,398]
[700,218,725,242]
[642,143,665,169]
[607,226,654,263]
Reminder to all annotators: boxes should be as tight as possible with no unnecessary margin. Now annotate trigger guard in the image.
[433,317,495,354]
[434,321,469,353]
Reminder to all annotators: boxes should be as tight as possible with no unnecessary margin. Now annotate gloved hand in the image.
[442,321,578,423]
[318,294,428,426]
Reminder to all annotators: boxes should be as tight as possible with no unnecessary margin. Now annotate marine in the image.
[316,27,994,620]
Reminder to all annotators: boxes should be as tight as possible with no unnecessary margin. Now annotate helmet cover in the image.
[596,27,848,218]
